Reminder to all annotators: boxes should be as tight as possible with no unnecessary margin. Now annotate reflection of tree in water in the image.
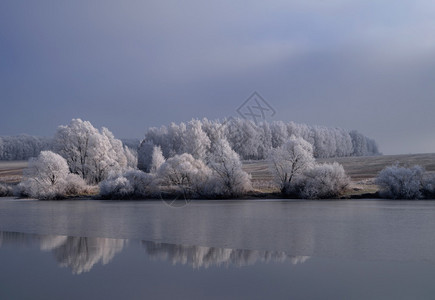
[47,236,127,274]
[0,231,127,274]
[1,231,309,272]
[142,241,310,269]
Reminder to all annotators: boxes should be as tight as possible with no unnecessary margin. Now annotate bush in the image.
[422,173,435,198]
[63,174,89,196]
[0,183,13,197]
[17,151,89,199]
[99,170,156,199]
[375,164,424,199]
[157,153,212,197]
[289,162,350,199]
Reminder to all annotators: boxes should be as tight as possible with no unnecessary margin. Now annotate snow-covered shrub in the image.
[99,170,155,199]
[206,139,252,197]
[422,173,435,198]
[157,153,212,197]
[124,170,156,197]
[99,176,133,199]
[268,136,315,193]
[375,164,424,199]
[0,183,13,197]
[292,162,350,199]
[63,174,88,196]
[17,151,89,199]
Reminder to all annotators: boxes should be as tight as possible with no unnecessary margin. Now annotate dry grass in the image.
[0,161,28,184]
[243,153,435,194]
[318,153,435,181]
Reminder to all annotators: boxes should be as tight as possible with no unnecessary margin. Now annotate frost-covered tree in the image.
[0,135,52,161]
[293,162,350,199]
[201,118,227,146]
[257,122,272,159]
[53,119,127,184]
[225,119,260,160]
[25,151,70,186]
[17,151,87,199]
[167,122,187,156]
[268,136,315,193]
[206,139,252,197]
[183,119,211,160]
[102,127,127,169]
[270,121,288,149]
[157,153,212,196]
[124,146,138,169]
[139,118,379,162]
[375,164,424,199]
[137,140,155,172]
[53,119,99,181]
[150,146,165,173]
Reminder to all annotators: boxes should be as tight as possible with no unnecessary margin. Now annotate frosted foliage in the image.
[206,139,252,197]
[375,165,424,199]
[124,146,138,169]
[183,119,210,160]
[53,119,127,184]
[150,146,165,173]
[53,119,99,180]
[268,136,315,193]
[225,119,261,160]
[0,183,13,197]
[0,135,52,161]
[99,170,155,199]
[101,127,128,169]
[24,151,69,186]
[422,173,435,197]
[63,173,88,196]
[295,162,350,199]
[157,153,212,196]
[141,118,379,162]
[17,151,87,199]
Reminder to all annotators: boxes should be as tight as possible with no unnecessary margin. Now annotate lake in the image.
[1,198,435,299]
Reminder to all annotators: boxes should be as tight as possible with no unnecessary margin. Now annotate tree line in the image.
[140,118,379,163]
[1,118,381,200]
[0,135,52,161]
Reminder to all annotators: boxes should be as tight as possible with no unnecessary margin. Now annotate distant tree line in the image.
[0,135,52,160]
[139,118,379,163]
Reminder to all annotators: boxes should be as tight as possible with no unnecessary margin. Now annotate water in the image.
[1,198,435,299]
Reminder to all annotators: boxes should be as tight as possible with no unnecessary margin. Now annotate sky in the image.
[1,0,434,154]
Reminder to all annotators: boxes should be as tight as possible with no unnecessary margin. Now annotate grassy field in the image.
[243,153,435,195]
[0,161,28,184]
[1,153,435,196]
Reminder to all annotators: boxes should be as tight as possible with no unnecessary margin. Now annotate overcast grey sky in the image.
[1,1,434,154]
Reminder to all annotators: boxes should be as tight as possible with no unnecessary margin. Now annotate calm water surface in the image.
[1,198,435,299]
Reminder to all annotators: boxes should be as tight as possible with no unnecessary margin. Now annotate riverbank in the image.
[2,153,435,199]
